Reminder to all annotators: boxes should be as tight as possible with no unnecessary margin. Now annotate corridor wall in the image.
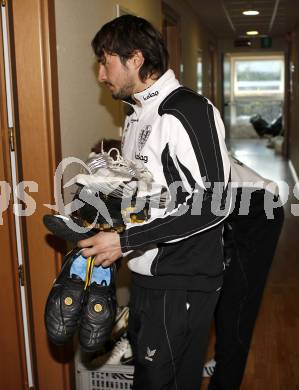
[288,22,299,177]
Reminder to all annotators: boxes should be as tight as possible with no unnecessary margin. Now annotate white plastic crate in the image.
[75,348,134,390]
[76,364,134,390]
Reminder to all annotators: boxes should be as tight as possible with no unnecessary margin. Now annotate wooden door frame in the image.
[0,13,28,387]
[2,1,73,389]
[162,2,181,81]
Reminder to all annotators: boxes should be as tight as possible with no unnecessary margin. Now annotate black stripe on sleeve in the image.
[159,87,225,185]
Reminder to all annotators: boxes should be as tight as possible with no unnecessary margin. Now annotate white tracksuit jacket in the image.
[119,70,231,291]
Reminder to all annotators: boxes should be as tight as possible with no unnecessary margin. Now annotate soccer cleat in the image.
[73,186,126,231]
[105,337,133,365]
[91,336,134,367]
[202,358,216,377]
[44,249,86,345]
[73,150,155,228]
[43,214,98,243]
[79,264,117,352]
[76,148,153,198]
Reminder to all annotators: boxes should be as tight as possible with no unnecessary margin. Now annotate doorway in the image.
[223,53,285,140]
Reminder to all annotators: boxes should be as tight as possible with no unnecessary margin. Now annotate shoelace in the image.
[86,142,152,181]
[84,257,95,290]
[85,143,123,174]
[79,143,169,208]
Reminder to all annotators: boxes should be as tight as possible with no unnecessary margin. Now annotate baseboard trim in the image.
[289,160,299,184]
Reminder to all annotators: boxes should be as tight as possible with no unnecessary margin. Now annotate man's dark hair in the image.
[91,15,169,82]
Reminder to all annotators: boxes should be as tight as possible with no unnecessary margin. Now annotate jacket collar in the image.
[129,69,180,109]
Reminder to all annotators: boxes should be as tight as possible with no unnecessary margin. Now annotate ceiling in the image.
[186,0,299,39]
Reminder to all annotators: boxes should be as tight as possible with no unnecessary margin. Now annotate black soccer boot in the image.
[44,248,86,345]
[73,185,126,232]
[43,214,98,243]
[79,264,117,352]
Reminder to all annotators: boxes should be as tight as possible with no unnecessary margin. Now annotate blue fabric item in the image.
[91,265,111,286]
[70,253,111,285]
[70,254,86,281]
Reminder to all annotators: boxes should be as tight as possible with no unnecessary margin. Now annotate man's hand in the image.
[78,231,122,267]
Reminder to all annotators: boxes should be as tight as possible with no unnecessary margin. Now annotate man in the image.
[204,156,284,389]
[78,15,231,390]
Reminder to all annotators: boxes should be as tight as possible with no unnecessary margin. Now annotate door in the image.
[0,72,28,390]
[0,3,33,388]
[0,1,73,389]
[222,53,231,141]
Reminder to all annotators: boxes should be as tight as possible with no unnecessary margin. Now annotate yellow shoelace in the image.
[84,256,95,290]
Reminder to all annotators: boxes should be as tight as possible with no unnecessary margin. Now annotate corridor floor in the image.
[202,138,299,390]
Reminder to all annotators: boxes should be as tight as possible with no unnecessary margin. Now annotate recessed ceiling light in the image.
[246,30,259,35]
[243,10,260,16]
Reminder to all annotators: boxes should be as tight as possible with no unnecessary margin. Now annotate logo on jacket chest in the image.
[135,152,148,163]
[136,125,151,163]
[138,125,152,152]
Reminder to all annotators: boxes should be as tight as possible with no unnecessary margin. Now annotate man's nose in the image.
[98,64,107,82]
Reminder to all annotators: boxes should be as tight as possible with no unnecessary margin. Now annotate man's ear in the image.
[129,50,144,70]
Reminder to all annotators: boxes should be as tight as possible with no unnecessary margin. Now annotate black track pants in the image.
[208,189,284,390]
[128,284,220,390]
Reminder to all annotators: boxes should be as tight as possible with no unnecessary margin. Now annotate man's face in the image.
[98,53,136,100]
